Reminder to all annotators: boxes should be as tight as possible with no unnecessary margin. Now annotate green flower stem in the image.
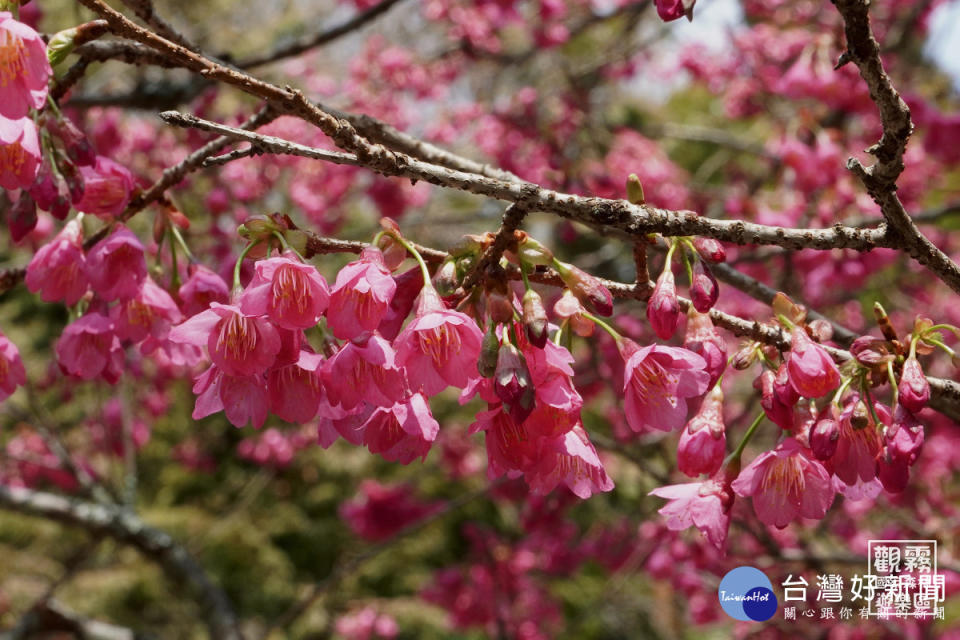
[726,413,766,466]
[169,223,195,262]
[581,310,621,342]
[388,232,432,287]
[887,360,899,398]
[233,241,260,291]
[831,375,855,406]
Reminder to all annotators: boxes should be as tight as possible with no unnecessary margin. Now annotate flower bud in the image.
[898,355,929,413]
[731,342,758,370]
[689,259,719,313]
[850,336,893,367]
[684,309,726,388]
[772,292,806,325]
[494,343,535,424]
[678,386,725,477]
[787,326,840,398]
[692,237,725,263]
[850,400,871,430]
[626,173,645,205]
[433,259,459,297]
[478,326,499,378]
[486,288,515,325]
[885,405,924,465]
[754,369,794,430]
[809,419,840,460]
[516,236,554,267]
[47,115,96,167]
[377,234,408,272]
[522,288,548,348]
[554,261,613,317]
[647,268,680,340]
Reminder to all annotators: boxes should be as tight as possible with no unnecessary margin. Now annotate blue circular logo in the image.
[717,567,778,621]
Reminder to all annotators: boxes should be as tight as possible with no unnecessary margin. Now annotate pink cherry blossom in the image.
[0,12,51,119]
[179,264,230,316]
[191,365,269,428]
[86,225,147,302]
[267,350,324,423]
[0,329,26,401]
[25,219,88,305]
[361,392,439,464]
[169,303,281,376]
[828,396,886,487]
[74,156,135,219]
[321,333,407,410]
[649,476,732,551]
[526,425,614,498]
[55,313,124,383]
[327,248,396,340]
[473,404,538,480]
[618,339,710,433]
[394,286,483,396]
[0,114,39,189]
[241,254,329,330]
[731,437,834,528]
[112,277,182,344]
[786,326,840,398]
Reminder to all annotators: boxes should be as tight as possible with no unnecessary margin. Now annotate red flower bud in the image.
[787,326,840,398]
[809,419,840,461]
[692,237,725,263]
[555,261,613,317]
[647,268,680,340]
[689,259,719,313]
[494,343,535,424]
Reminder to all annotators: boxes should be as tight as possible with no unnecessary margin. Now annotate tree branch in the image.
[0,486,244,640]
[834,0,960,296]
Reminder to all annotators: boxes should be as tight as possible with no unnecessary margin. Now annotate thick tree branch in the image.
[158,111,896,252]
[1,599,151,640]
[834,0,960,295]
[0,486,244,640]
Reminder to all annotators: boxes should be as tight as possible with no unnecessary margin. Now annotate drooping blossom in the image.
[898,354,929,413]
[267,350,324,423]
[111,277,182,344]
[241,253,329,330]
[618,339,710,433]
[521,336,582,439]
[649,475,733,551]
[169,303,281,376]
[25,218,88,305]
[677,386,725,477]
[493,342,535,425]
[786,326,840,398]
[877,405,925,493]
[526,425,614,498]
[179,264,230,316]
[327,248,396,340]
[731,437,834,528]
[473,404,538,480]
[85,225,147,302]
[74,156,135,219]
[361,392,440,464]
[646,268,681,340]
[321,333,407,410]
[0,114,39,189]
[0,329,26,401]
[827,395,886,487]
[394,286,483,396]
[0,12,51,119]
[55,313,124,383]
[809,417,840,461]
[191,365,269,428]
